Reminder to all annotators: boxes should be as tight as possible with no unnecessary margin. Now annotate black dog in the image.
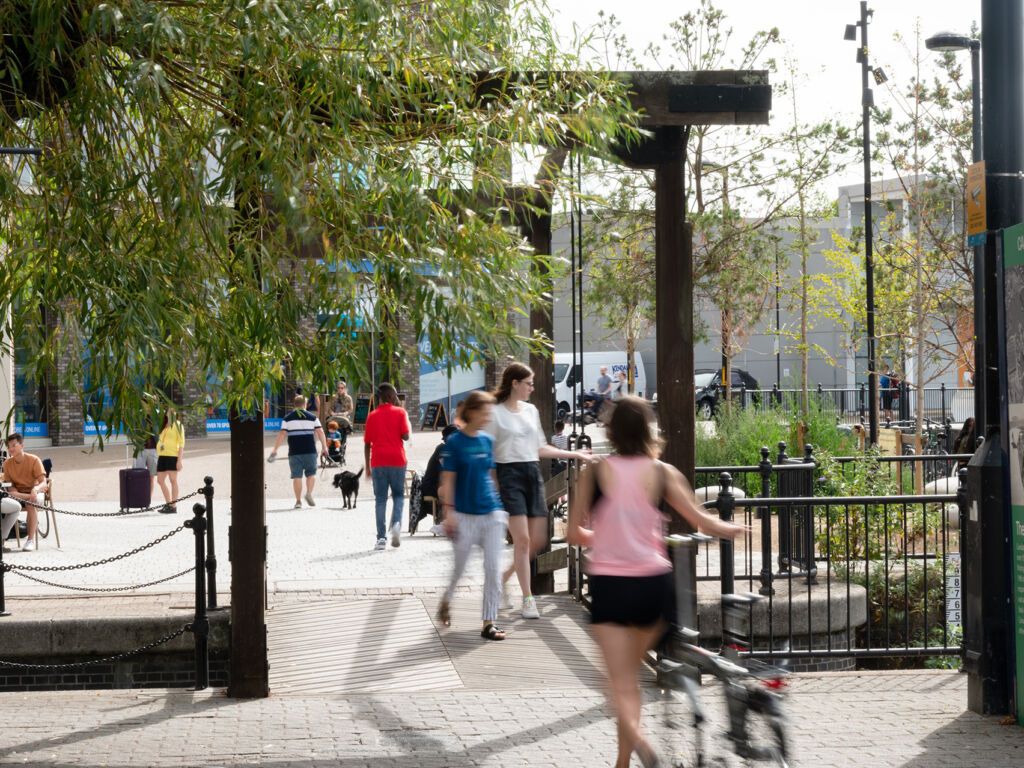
[333,467,363,509]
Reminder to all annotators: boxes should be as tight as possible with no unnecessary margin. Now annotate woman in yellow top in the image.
[156,407,185,514]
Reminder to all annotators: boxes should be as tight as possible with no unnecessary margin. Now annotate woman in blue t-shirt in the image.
[437,390,508,641]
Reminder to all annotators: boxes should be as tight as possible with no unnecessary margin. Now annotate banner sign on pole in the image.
[967,161,987,246]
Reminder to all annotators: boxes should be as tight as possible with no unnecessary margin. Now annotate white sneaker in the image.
[390,522,401,547]
[521,596,540,619]
[429,524,445,536]
[22,539,36,552]
[304,492,315,507]
[293,501,302,509]
[500,587,514,610]
[374,538,387,550]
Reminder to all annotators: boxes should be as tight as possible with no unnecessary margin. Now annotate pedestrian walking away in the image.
[364,382,411,550]
[566,396,747,768]
[437,390,508,641]
[268,395,330,509]
[155,407,185,514]
[486,362,593,619]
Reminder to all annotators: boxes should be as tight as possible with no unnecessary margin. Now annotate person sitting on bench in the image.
[1,433,46,552]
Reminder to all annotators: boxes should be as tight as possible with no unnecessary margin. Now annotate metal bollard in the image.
[0,545,9,617]
[716,472,736,598]
[201,477,220,611]
[576,432,592,451]
[185,501,210,690]
[757,448,775,596]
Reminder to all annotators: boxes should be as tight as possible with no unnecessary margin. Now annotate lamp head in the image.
[925,31,974,52]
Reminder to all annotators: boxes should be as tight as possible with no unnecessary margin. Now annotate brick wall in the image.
[45,311,84,447]
[0,652,230,692]
[397,318,420,429]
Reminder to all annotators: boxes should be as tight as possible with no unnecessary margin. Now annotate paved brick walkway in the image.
[2,434,1023,766]
[1,670,1023,766]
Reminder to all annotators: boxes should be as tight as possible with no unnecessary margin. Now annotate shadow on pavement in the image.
[898,711,1024,768]
[0,690,235,763]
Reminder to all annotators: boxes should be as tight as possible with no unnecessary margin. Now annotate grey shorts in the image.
[134,448,158,476]
[495,461,546,518]
[289,452,318,479]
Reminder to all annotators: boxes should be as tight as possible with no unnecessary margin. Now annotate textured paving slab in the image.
[0,671,1022,767]
[268,598,463,694]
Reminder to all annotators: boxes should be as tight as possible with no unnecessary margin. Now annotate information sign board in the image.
[1002,222,1024,725]
[353,393,373,427]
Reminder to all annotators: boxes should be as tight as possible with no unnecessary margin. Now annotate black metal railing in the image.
[734,383,974,426]
[570,442,967,663]
[700,470,964,661]
[0,478,219,689]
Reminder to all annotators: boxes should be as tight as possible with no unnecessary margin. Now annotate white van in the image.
[553,351,647,420]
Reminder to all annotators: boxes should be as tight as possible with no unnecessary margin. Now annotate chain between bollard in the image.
[11,566,196,592]
[4,525,187,572]
[0,624,191,670]
[22,490,202,518]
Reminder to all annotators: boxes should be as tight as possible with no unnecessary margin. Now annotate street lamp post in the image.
[846,1,881,446]
[924,31,984,438]
[701,160,731,406]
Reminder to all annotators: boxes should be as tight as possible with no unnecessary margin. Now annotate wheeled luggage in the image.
[120,445,151,510]
[119,467,151,510]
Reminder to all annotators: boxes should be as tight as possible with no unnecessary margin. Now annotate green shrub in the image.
[844,560,959,667]
[695,406,787,469]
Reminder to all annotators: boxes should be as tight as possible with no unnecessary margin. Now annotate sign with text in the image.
[967,161,986,246]
[1002,222,1024,725]
[945,552,962,628]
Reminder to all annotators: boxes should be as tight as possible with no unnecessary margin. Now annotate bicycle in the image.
[654,534,789,767]
[900,418,952,482]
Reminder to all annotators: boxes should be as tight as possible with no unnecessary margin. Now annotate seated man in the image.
[0,494,21,552]
[1,432,47,552]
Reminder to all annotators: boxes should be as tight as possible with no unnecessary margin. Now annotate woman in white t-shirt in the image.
[485,362,593,619]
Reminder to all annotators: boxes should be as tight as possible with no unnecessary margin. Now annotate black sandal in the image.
[480,623,505,641]
[437,602,451,627]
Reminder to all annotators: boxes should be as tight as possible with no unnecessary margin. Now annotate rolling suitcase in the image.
[120,446,151,511]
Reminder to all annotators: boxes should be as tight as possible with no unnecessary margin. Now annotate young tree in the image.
[818,23,975,442]
[580,2,851,413]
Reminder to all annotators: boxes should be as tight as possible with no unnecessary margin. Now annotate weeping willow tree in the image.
[0,0,640,440]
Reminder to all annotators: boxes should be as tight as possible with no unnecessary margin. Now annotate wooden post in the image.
[654,128,696,533]
[528,204,556,596]
[228,410,269,698]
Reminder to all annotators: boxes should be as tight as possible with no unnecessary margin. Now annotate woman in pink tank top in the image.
[567,396,745,768]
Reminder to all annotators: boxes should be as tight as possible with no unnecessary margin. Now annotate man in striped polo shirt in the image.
[268,395,329,509]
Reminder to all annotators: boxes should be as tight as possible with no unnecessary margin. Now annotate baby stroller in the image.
[322,417,351,469]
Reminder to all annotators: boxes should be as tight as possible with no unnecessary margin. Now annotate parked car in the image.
[695,368,760,419]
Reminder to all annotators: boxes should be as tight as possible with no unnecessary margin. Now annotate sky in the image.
[549,0,981,190]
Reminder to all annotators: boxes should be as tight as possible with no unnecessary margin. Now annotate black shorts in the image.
[495,461,546,517]
[157,455,178,473]
[589,573,675,627]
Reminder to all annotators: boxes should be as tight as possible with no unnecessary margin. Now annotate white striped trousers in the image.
[443,510,508,622]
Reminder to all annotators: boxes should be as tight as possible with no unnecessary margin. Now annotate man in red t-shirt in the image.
[364,383,411,550]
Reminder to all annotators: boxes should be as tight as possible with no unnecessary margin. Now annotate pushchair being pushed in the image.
[323,416,351,468]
